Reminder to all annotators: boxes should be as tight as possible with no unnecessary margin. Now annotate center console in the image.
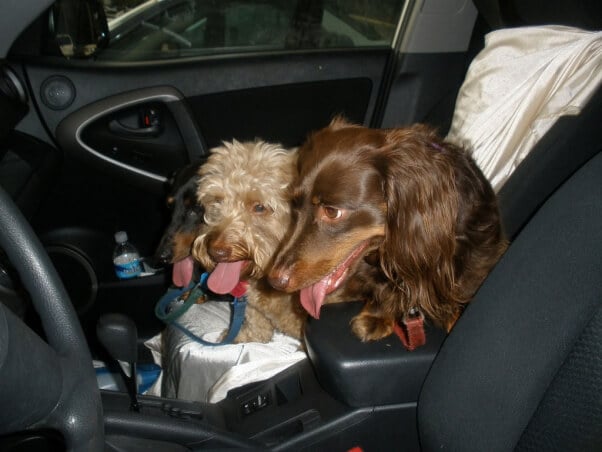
[102,302,446,450]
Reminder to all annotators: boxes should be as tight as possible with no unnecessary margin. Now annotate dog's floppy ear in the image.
[378,126,460,319]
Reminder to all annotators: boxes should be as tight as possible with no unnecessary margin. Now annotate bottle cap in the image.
[114,231,128,243]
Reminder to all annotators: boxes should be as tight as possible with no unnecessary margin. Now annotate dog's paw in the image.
[350,313,395,342]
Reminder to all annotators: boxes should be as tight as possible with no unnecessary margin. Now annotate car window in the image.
[55,0,406,61]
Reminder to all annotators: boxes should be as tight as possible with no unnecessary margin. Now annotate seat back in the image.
[418,2,602,448]
[452,1,602,239]
[497,84,602,238]
[418,151,601,450]
[473,0,602,31]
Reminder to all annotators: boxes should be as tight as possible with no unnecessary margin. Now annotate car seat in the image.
[419,145,601,452]
[417,1,602,450]
[450,0,602,239]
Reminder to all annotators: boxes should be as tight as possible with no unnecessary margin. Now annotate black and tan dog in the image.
[153,159,207,288]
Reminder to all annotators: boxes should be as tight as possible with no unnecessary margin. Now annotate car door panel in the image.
[18,50,391,242]
[23,50,389,145]
[56,85,206,193]
[188,76,374,149]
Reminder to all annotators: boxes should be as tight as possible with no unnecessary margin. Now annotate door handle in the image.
[108,106,163,138]
[108,119,161,138]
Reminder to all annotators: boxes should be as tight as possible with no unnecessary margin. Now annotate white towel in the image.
[144,301,306,403]
[447,25,602,191]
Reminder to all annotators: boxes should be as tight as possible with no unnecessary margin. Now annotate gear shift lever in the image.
[97,313,140,412]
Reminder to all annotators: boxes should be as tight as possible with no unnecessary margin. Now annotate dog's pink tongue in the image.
[300,281,328,319]
[172,256,194,287]
[208,261,244,294]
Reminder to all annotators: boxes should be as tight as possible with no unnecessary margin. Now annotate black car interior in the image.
[0,0,601,451]
[0,64,60,222]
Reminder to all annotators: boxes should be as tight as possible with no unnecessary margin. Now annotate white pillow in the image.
[447,25,602,191]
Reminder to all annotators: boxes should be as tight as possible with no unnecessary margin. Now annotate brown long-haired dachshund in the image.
[268,117,507,342]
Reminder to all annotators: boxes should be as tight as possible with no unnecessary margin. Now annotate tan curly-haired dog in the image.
[191,140,306,343]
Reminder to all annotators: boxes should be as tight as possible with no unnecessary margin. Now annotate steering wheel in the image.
[0,186,104,450]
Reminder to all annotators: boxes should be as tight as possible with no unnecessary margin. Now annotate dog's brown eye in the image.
[322,206,342,220]
[252,203,267,214]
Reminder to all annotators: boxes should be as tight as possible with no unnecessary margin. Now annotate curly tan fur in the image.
[269,118,508,342]
[191,140,306,343]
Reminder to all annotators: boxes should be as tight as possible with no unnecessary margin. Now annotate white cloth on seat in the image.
[447,25,602,191]
[144,301,306,403]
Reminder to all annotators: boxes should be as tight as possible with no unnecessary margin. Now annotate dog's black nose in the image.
[209,246,231,262]
[150,248,172,268]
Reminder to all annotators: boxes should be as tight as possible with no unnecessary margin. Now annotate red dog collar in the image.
[393,309,426,351]
[230,281,248,298]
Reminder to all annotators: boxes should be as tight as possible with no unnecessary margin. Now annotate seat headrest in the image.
[473,0,602,31]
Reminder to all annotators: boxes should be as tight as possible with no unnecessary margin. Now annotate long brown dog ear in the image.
[378,126,460,320]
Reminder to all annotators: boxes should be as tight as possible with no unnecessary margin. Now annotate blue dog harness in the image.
[155,272,248,346]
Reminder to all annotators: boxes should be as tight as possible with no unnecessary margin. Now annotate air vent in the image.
[0,65,27,104]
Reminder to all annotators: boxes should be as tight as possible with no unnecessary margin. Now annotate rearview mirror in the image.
[50,0,109,58]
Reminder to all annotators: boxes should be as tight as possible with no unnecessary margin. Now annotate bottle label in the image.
[114,259,142,279]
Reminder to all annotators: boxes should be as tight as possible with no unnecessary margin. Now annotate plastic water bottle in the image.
[113,231,142,279]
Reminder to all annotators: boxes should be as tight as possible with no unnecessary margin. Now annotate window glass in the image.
[64,0,405,61]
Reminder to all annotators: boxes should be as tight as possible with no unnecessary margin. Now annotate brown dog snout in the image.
[267,268,291,291]
[208,244,232,262]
